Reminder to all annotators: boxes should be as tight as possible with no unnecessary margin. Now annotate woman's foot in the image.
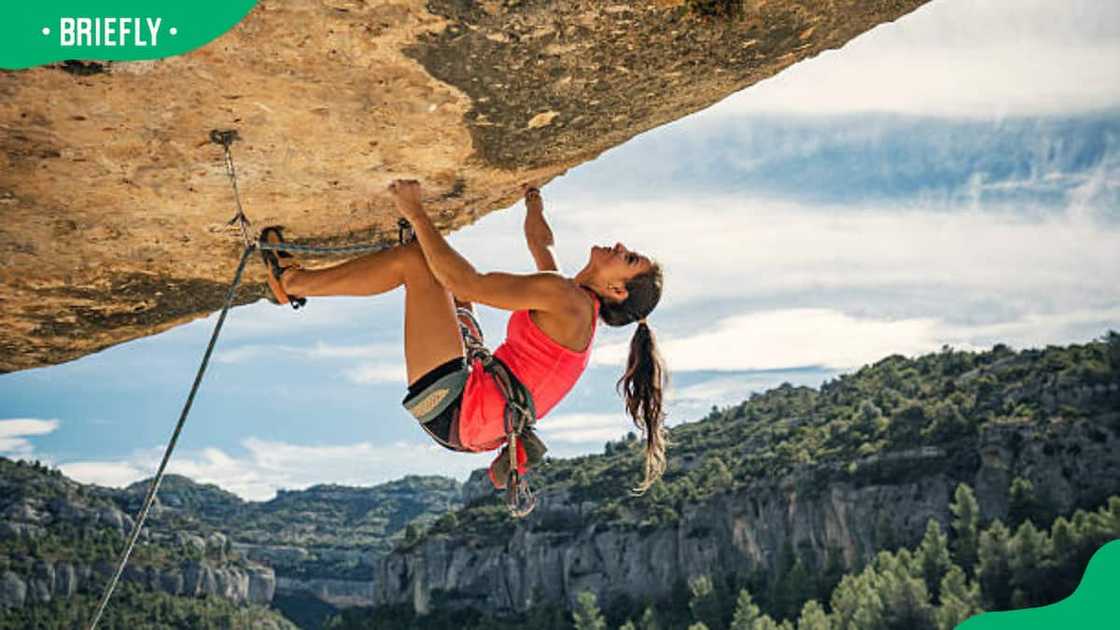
[259,226,307,309]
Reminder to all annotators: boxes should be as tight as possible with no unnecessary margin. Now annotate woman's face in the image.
[590,242,653,293]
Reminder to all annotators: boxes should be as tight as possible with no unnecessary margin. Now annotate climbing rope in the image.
[87,246,255,630]
[86,130,407,630]
[89,129,533,627]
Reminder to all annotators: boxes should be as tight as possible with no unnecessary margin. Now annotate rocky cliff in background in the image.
[0,464,460,619]
[0,0,931,372]
[3,338,1118,625]
[372,339,1120,616]
[0,460,275,611]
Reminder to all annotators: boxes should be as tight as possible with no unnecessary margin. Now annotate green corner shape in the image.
[2,2,258,70]
[959,539,1120,629]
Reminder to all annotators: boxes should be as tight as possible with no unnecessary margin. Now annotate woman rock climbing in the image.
[260,180,667,494]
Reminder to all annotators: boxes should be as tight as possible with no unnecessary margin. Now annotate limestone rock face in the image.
[373,418,1120,614]
[275,576,375,607]
[0,0,929,372]
[0,559,276,610]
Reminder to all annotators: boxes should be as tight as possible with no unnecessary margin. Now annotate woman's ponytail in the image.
[618,320,668,494]
[597,262,667,494]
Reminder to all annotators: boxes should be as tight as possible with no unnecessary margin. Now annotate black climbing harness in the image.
[456,307,543,518]
[86,129,537,629]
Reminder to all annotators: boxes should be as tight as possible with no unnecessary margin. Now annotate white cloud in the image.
[543,196,1120,309]
[536,412,632,444]
[669,373,810,406]
[215,340,398,365]
[707,0,1120,117]
[0,418,59,458]
[308,341,398,359]
[342,362,405,385]
[59,461,147,488]
[594,306,1120,373]
[59,437,494,501]
[595,308,945,371]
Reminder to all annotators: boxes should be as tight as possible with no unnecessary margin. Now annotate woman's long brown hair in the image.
[597,263,667,494]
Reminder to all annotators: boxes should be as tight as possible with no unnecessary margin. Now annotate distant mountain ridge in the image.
[2,335,1118,628]
[0,465,462,626]
[369,335,1120,623]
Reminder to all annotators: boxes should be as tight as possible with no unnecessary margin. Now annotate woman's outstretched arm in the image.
[390,180,575,314]
[523,186,559,272]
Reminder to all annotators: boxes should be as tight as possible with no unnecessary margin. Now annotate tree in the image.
[619,621,637,630]
[796,599,832,630]
[830,569,884,630]
[922,400,971,441]
[854,400,884,436]
[977,520,1012,610]
[915,519,952,603]
[875,551,935,630]
[752,616,794,630]
[572,590,607,630]
[1008,520,1052,608]
[935,566,981,630]
[1008,477,1049,527]
[699,456,734,491]
[950,484,980,575]
[730,589,761,630]
[638,606,662,630]
[1047,516,1080,596]
[776,556,815,620]
[817,546,846,604]
[688,625,711,630]
[688,575,721,630]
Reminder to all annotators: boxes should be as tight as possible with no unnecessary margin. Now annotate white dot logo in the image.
[41,27,50,36]
[169,27,178,36]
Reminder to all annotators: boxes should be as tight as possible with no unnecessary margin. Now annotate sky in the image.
[2,0,1118,500]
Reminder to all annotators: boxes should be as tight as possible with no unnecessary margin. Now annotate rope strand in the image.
[87,245,255,630]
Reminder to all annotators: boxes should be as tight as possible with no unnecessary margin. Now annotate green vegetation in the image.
[327,335,1119,629]
[3,335,1117,627]
[0,583,296,630]
[418,334,1120,543]
[573,590,608,630]
[323,488,1120,630]
[0,459,227,573]
[0,460,462,626]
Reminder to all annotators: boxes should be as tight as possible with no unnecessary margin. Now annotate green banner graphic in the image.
[959,539,1120,629]
[1,1,258,70]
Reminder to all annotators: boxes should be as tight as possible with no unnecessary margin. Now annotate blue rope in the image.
[256,240,391,256]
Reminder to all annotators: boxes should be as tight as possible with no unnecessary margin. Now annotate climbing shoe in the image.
[259,226,307,310]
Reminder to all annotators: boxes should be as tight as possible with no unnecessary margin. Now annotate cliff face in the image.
[0,0,930,373]
[374,416,1120,615]
[0,559,275,610]
[0,463,275,612]
[371,341,1120,615]
[0,465,460,616]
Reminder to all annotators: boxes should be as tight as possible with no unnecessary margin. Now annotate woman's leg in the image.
[282,243,465,385]
[281,244,412,297]
[400,248,466,385]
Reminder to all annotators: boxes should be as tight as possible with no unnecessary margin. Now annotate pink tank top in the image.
[457,291,600,451]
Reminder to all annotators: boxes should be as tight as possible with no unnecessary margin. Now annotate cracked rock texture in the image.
[0,0,929,372]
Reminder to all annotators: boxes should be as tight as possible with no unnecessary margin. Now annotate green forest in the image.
[418,334,1119,542]
[0,582,296,630]
[327,487,1120,630]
